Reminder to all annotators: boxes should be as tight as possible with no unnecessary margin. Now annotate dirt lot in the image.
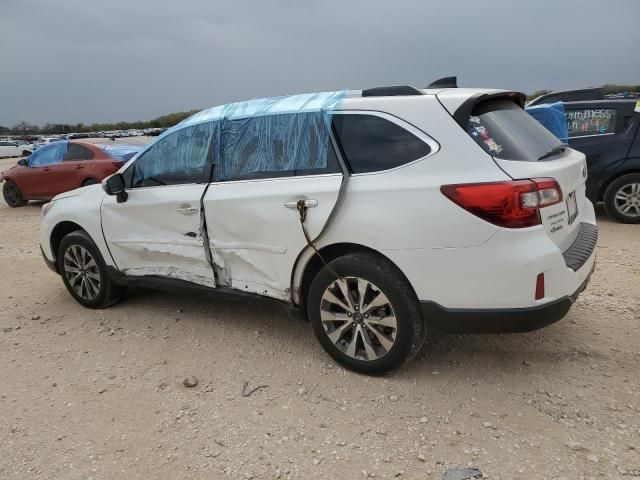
[1,154,638,480]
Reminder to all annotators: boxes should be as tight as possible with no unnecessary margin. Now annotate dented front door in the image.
[101,184,215,287]
[203,174,342,301]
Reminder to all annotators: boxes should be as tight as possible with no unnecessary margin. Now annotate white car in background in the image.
[0,140,31,158]
[38,81,597,374]
[31,137,60,151]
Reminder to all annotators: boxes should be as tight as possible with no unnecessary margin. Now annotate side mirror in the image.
[17,159,28,166]
[103,173,128,203]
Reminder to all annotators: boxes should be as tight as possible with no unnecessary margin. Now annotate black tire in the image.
[22,150,31,156]
[82,178,99,186]
[603,173,640,224]
[307,252,426,375]
[57,230,126,309]
[2,180,28,207]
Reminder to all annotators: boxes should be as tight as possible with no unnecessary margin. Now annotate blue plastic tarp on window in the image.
[525,102,569,143]
[28,140,69,167]
[139,91,346,181]
[132,122,215,185]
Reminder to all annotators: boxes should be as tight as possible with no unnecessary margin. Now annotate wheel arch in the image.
[50,221,86,265]
[599,167,640,200]
[2,175,20,189]
[295,242,418,313]
[81,177,99,186]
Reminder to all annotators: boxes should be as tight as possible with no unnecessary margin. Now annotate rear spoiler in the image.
[452,91,526,128]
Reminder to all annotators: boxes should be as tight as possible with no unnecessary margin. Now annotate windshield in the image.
[468,99,565,161]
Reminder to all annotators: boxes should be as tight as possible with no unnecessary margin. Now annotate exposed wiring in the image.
[296,199,345,282]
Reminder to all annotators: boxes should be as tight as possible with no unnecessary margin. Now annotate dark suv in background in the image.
[530,88,640,223]
[564,99,640,223]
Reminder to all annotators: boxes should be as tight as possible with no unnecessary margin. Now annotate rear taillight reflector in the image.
[440,178,562,228]
[535,273,545,300]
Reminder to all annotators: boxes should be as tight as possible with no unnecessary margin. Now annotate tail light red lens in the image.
[440,178,562,228]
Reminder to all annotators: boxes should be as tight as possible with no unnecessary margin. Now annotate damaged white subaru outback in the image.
[40,79,597,374]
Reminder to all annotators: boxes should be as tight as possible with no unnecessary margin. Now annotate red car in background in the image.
[1,141,136,207]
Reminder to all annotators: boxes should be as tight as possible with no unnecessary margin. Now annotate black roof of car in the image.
[528,87,605,106]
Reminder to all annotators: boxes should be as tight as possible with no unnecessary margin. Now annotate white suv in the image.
[39,82,597,374]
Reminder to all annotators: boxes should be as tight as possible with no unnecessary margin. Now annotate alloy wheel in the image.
[4,183,20,205]
[320,276,398,361]
[614,182,640,217]
[63,245,101,300]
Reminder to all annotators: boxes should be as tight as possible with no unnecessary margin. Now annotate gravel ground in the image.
[1,155,638,479]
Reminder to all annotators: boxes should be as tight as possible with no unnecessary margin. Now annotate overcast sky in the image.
[1,0,639,126]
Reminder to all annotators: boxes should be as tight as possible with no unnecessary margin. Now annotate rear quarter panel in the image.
[292,95,512,303]
[84,159,122,183]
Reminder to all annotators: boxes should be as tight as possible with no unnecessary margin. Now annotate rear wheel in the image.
[603,173,640,224]
[58,230,126,308]
[307,252,426,374]
[2,180,27,207]
[82,178,99,186]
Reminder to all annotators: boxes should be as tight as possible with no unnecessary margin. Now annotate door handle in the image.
[284,199,318,209]
[176,205,198,215]
[75,165,84,170]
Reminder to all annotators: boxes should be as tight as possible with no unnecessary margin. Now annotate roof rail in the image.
[361,85,424,97]
[427,76,458,88]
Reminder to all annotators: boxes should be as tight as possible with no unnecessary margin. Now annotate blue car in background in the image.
[528,97,640,223]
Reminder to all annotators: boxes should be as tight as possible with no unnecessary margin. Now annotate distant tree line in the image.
[0,110,200,136]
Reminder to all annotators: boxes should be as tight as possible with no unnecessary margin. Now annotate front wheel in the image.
[2,180,27,207]
[57,230,126,308]
[307,252,426,374]
[603,173,640,224]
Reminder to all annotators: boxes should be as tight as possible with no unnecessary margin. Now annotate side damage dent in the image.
[112,238,216,288]
[208,241,290,301]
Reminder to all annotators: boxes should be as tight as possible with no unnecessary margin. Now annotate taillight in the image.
[440,178,562,228]
[531,178,563,207]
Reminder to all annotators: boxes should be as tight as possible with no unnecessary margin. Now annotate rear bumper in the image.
[421,260,594,334]
[562,222,598,271]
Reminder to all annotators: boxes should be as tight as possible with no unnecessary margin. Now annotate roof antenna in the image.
[427,76,458,88]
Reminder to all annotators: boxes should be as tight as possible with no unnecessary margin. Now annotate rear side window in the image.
[565,108,617,138]
[332,114,430,173]
[63,144,94,161]
[216,112,340,181]
[468,99,564,162]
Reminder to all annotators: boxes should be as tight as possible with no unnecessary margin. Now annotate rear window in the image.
[63,144,94,161]
[332,114,431,173]
[468,99,564,162]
